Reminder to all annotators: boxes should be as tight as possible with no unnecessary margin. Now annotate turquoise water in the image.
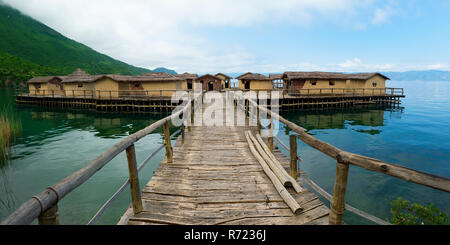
[0,81,449,224]
[277,80,450,224]
[0,89,176,224]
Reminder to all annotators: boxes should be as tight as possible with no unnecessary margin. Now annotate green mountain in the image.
[0,4,176,85]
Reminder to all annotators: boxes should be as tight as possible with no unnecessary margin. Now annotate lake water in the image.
[1,80,449,224]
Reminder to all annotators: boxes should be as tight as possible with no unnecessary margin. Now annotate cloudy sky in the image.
[3,0,450,73]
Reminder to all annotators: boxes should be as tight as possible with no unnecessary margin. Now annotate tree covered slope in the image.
[0,4,176,84]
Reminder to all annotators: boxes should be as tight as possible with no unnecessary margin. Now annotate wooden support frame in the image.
[329,158,350,225]
[125,144,143,215]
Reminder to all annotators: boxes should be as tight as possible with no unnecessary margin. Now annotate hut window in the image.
[329,81,335,86]
[77,83,83,88]
[34,84,41,89]
[311,81,317,86]
[134,83,141,88]
[372,82,377,87]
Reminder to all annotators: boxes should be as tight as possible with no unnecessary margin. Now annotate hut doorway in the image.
[244,81,250,90]
[187,80,193,90]
[208,82,214,91]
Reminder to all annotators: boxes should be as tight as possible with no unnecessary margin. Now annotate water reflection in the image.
[281,105,403,135]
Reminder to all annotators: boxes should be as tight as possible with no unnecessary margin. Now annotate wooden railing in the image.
[235,87,404,97]
[283,87,404,97]
[231,91,449,225]
[15,89,197,99]
[1,92,202,225]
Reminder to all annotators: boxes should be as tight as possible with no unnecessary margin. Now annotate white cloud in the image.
[2,0,423,74]
[2,0,387,73]
[426,63,449,70]
[372,5,396,25]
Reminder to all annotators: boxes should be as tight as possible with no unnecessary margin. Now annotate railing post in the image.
[163,121,173,163]
[268,113,273,152]
[125,144,143,215]
[257,103,261,134]
[190,99,194,128]
[245,99,249,119]
[38,205,59,225]
[289,135,298,179]
[329,155,350,225]
[181,123,185,144]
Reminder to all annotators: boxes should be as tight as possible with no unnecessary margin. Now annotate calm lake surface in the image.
[1,80,449,224]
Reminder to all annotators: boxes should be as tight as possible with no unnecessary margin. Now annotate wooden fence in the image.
[231,91,449,225]
[1,92,202,225]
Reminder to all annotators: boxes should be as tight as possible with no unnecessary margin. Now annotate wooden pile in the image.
[244,130,304,214]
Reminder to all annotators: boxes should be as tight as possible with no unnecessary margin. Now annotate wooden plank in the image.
[122,97,329,225]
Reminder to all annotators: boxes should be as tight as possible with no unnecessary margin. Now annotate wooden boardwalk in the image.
[118,95,329,225]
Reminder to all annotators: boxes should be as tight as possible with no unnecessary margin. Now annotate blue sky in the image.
[4,0,450,73]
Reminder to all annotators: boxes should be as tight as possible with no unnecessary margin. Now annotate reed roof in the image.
[62,70,183,83]
[282,72,390,81]
[269,74,282,80]
[198,74,220,80]
[236,72,271,81]
[27,76,67,84]
[215,73,232,80]
[176,72,199,80]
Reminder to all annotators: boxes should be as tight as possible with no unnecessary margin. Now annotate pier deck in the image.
[118,96,329,225]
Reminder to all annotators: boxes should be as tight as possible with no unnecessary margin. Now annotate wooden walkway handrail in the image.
[233,91,450,224]
[1,92,202,225]
[239,93,450,193]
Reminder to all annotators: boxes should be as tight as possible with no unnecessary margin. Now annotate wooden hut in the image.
[197,74,222,91]
[62,69,185,98]
[61,68,96,97]
[215,73,232,89]
[111,72,185,97]
[281,72,390,95]
[236,72,272,90]
[27,76,65,96]
[176,72,199,90]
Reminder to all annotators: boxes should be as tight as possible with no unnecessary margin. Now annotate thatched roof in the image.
[176,72,199,80]
[215,73,232,80]
[269,74,282,80]
[282,72,390,81]
[27,76,56,84]
[236,72,271,81]
[62,71,183,83]
[198,74,220,80]
[61,68,94,83]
